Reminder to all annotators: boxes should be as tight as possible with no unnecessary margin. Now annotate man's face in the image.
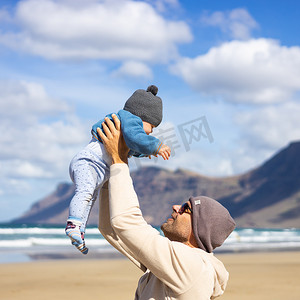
[161,202,193,244]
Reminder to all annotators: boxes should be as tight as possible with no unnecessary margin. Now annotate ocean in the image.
[1,224,300,264]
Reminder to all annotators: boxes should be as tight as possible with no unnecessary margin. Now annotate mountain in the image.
[11,142,300,228]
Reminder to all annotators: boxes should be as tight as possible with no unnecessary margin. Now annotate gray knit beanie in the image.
[123,85,163,127]
[189,196,236,253]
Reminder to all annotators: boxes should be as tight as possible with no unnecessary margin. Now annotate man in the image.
[97,114,236,300]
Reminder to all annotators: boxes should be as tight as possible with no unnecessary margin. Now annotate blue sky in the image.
[0,0,300,222]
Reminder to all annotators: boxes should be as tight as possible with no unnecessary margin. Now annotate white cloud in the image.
[0,80,88,181]
[0,8,11,22]
[146,0,180,13]
[201,8,259,40]
[3,161,52,178]
[169,149,235,176]
[127,118,236,177]
[171,38,300,104]
[0,178,31,195]
[212,99,300,175]
[160,100,300,177]
[0,80,69,119]
[129,144,236,177]
[235,101,300,150]
[0,0,192,62]
[113,61,153,79]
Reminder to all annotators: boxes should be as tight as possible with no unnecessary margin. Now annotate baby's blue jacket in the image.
[91,109,162,157]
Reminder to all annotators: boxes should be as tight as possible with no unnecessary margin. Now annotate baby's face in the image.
[142,121,155,135]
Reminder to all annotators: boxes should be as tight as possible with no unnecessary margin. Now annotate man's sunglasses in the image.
[178,202,193,215]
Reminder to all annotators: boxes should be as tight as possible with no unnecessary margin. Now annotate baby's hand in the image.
[158,144,171,160]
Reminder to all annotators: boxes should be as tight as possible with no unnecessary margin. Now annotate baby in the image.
[65,85,171,254]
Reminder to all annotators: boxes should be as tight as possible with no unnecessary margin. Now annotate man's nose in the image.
[173,205,181,213]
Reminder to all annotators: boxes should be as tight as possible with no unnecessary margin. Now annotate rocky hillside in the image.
[11,142,300,228]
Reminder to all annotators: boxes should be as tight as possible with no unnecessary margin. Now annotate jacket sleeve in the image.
[119,110,162,156]
[98,181,147,272]
[108,164,210,295]
[128,150,148,158]
[91,115,109,142]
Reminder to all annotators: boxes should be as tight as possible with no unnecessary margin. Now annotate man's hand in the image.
[97,114,129,164]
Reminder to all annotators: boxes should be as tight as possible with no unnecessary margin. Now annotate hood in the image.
[207,253,229,298]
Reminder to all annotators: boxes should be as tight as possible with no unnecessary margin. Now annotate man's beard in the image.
[160,222,188,243]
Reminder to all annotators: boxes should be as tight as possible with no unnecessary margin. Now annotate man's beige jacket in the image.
[99,164,229,299]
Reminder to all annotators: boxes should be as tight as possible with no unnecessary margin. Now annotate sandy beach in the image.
[1,251,300,300]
